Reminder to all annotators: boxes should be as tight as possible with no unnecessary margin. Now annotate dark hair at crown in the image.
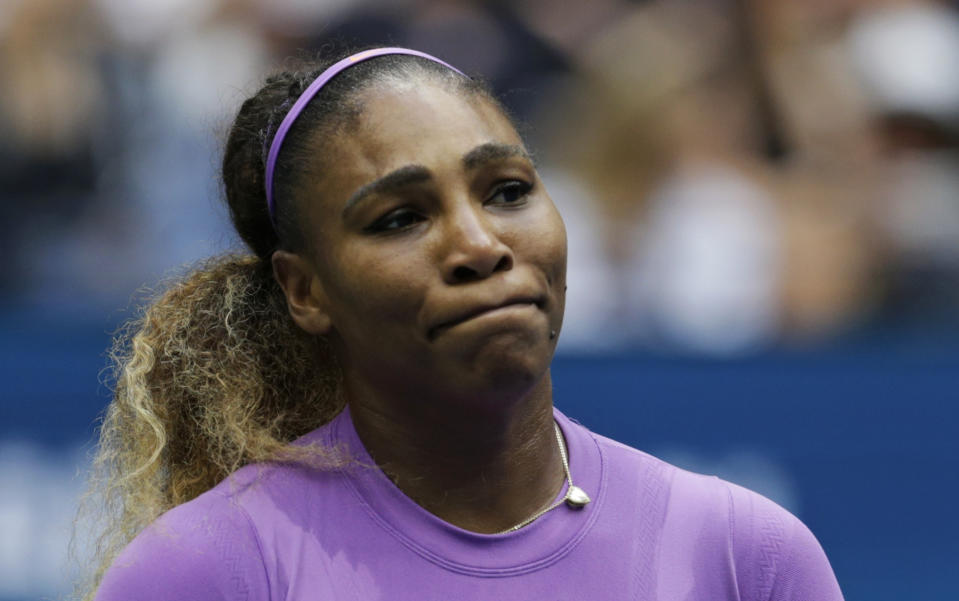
[222,46,496,260]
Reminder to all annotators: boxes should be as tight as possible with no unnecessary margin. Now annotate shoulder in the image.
[588,431,843,601]
[95,474,273,601]
[721,480,844,601]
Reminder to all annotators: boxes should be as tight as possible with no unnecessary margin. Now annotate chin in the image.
[450,331,555,405]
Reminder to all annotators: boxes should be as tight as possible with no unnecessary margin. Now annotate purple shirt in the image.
[96,408,843,600]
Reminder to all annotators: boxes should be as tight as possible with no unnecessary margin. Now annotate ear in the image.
[271,250,332,336]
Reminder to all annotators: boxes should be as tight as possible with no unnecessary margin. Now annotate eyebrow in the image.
[342,143,533,217]
[462,143,532,171]
[343,165,431,216]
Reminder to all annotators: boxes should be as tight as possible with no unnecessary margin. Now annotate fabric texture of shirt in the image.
[95,407,844,601]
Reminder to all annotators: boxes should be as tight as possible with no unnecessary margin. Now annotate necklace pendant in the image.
[565,485,591,508]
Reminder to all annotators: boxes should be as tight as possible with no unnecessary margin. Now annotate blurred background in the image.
[0,0,956,599]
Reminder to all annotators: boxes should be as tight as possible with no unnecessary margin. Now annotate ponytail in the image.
[77,255,341,600]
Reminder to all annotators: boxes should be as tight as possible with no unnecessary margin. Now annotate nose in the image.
[440,205,513,284]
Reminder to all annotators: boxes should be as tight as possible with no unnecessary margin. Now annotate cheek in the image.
[327,248,427,327]
[551,208,569,274]
[526,203,568,285]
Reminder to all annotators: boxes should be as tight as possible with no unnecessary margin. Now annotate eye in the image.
[487,180,533,207]
[365,208,425,234]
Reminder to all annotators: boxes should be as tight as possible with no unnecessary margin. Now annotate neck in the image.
[345,371,564,534]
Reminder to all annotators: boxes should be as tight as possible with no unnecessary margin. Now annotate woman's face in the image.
[282,79,567,406]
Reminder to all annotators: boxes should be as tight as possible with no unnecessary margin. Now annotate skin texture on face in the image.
[278,80,568,412]
[272,77,569,532]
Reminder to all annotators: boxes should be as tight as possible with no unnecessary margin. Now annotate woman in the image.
[86,47,843,600]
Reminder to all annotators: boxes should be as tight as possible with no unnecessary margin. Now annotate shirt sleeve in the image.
[725,481,844,601]
[94,491,271,601]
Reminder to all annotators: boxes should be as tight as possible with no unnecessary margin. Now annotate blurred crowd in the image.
[2,0,958,354]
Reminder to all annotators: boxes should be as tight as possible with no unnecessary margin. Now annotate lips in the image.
[428,295,544,339]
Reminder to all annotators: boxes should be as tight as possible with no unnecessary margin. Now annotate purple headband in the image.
[264,47,466,227]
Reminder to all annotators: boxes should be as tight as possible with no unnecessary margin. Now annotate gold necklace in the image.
[496,422,590,534]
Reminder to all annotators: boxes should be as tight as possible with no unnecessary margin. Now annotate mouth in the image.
[429,296,544,340]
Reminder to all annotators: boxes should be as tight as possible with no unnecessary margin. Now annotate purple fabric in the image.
[264,47,465,225]
[96,408,843,600]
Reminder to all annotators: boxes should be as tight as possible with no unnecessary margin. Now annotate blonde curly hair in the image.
[74,256,342,600]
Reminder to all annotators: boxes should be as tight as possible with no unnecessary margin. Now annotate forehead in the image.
[317,82,523,201]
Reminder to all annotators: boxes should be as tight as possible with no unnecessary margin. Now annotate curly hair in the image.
[74,255,344,599]
[75,48,497,600]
